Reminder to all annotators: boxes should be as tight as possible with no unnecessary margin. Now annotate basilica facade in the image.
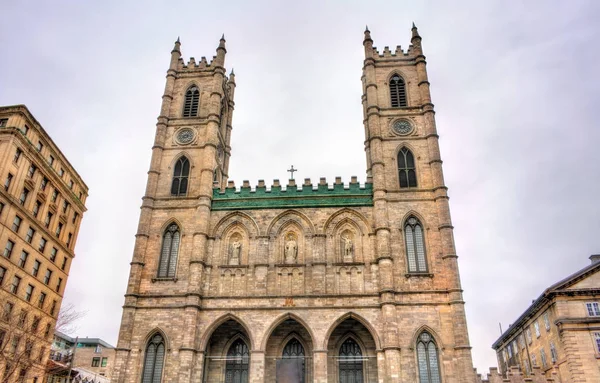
[111,26,477,383]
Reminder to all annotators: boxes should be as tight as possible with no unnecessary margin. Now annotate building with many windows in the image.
[111,26,477,383]
[0,105,88,382]
[492,255,600,382]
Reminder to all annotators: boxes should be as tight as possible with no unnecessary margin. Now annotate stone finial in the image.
[363,25,373,45]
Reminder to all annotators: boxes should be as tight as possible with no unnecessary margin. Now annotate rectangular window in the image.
[44,269,52,285]
[512,340,518,355]
[72,212,79,224]
[31,316,40,332]
[45,212,53,228]
[50,300,56,316]
[25,227,35,243]
[51,189,58,203]
[61,257,67,271]
[38,292,46,308]
[12,215,22,232]
[50,247,57,262]
[69,180,74,189]
[507,344,512,358]
[534,321,541,338]
[2,302,13,321]
[10,275,21,294]
[39,237,47,253]
[101,357,108,367]
[32,259,40,277]
[91,357,100,367]
[67,233,72,248]
[550,341,557,363]
[13,148,22,163]
[62,201,69,214]
[3,240,14,259]
[25,284,34,302]
[0,266,5,285]
[33,200,42,218]
[59,168,64,177]
[587,302,600,316]
[5,173,13,191]
[56,277,62,292]
[0,118,7,127]
[531,353,537,367]
[540,348,547,368]
[594,332,600,354]
[48,155,54,166]
[95,345,102,353]
[40,177,48,191]
[24,340,33,358]
[44,323,50,338]
[543,312,551,331]
[18,250,28,268]
[0,201,4,216]
[22,125,29,136]
[56,222,63,238]
[19,188,29,206]
[36,141,43,152]
[11,336,20,353]
[27,165,36,179]
[18,310,27,328]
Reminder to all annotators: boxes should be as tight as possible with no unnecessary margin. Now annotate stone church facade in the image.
[112,26,477,383]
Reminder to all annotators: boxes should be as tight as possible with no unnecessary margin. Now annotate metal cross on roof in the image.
[287,165,297,180]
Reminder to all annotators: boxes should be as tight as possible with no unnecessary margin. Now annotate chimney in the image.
[589,254,600,264]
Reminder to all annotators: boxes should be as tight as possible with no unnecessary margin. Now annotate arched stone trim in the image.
[409,325,445,351]
[212,211,260,238]
[142,327,170,351]
[276,332,311,357]
[400,210,428,231]
[267,210,315,237]
[323,208,371,235]
[181,82,201,117]
[322,312,381,350]
[219,222,251,266]
[221,333,252,357]
[387,71,410,107]
[159,218,185,236]
[168,151,194,171]
[198,313,255,351]
[334,331,370,357]
[260,312,316,351]
[139,328,169,383]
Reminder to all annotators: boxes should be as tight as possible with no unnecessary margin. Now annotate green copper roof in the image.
[211,183,373,211]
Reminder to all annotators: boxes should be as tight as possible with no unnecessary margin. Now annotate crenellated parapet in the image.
[211,177,373,210]
[475,366,560,383]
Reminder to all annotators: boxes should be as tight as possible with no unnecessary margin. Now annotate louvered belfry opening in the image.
[183,85,200,117]
[389,74,407,107]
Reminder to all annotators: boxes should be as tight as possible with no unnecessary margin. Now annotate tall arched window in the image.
[417,332,441,383]
[158,224,180,278]
[404,216,427,273]
[142,333,165,383]
[282,338,305,383]
[225,339,249,383]
[389,74,407,107]
[183,86,200,117]
[398,147,417,188]
[339,338,363,383]
[171,157,190,196]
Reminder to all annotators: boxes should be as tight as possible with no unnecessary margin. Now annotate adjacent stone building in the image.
[112,26,477,383]
[0,105,88,381]
[491,255,600,382]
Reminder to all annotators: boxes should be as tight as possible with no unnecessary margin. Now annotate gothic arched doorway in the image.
[338,338,363,383]
[225,339,249,383]
[264,318,314,383]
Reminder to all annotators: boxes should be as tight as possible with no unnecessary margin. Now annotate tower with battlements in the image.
[112,26,476,383]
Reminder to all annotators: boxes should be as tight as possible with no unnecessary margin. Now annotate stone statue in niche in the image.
[229,236,242,265]
[341,231,354,262]
[284,234,298,264]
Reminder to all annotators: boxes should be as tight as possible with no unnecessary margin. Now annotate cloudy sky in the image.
[1,0,599,373]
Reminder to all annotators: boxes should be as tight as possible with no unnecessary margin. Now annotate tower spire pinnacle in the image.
[172,37,181,53]
[411,22,420,39]
[363,25,373,45]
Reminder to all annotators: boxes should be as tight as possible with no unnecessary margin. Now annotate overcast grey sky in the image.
[1,0,599,374]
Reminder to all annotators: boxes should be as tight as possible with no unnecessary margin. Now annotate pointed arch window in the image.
[171,156,189,196]
[225,339,249,383]
[282,338,305,383]
[339,338,363,383]
[158,224,180,278]
[404,216,427,273]
[183,86,200,117]
[390,74,407,107]
[417,332,441,383]
[398,147,417,188]
[142,333,165,383]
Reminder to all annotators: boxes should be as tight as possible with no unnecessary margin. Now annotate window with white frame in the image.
[550,341,557,363]
[507,344,512,358]
[587,302,600,316]
[594,332,600,354]
[518,335,525,350]
[526,328,532,344]
[534,321,541,338]
[540,348,547,368]
[543,312,551,331]
[512,340,518,355]
[531,353,537,367]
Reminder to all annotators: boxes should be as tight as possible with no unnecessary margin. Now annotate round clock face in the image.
[176,128,194,144]
[392,120,413,135]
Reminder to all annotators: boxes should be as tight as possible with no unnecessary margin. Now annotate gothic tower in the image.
[112,27,477,383]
